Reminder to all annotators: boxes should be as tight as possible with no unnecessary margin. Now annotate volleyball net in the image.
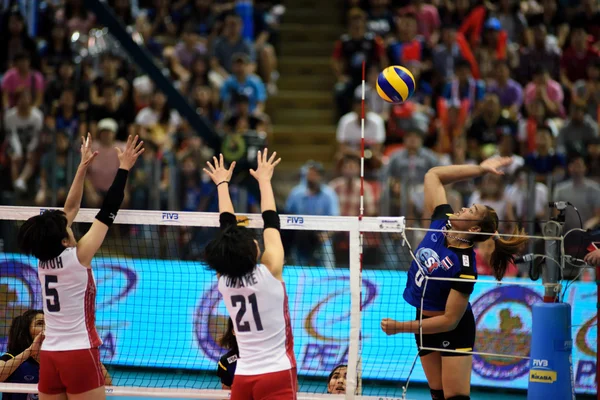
[0,206,597,399]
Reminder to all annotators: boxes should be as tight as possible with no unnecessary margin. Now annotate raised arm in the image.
[203,154,237,217]
[0,333,43,382]
[423,157,513,216]
[250,149,284,280]
[63,133,98,226]
[77,135,144,267]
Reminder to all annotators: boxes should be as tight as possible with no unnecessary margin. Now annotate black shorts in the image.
[414,307,476,357]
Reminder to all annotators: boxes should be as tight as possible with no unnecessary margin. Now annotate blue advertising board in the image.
[0,254,596,394]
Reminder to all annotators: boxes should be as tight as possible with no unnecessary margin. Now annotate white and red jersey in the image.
[218,264,296,376]
[37,247,102,351]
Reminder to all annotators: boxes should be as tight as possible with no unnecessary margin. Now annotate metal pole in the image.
[526,171,536,255]
[542,205,564,302]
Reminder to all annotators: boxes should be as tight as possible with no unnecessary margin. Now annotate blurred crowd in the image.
[292,0,600,276]
[0,0,281,212]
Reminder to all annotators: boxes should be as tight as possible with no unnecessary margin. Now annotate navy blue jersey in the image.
[403,204,478,311]
[217,349,238,387]
[0,353,39,400]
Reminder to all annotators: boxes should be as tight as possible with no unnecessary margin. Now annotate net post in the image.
[346,221,361,400]
[528,203,574,399]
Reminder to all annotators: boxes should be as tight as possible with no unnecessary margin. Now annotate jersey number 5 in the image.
[231,294,264,332]
[44,275,61,312]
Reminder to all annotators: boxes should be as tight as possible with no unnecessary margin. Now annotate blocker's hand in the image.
[204,154,236,185]
[116,135,145,171]
[250,149,281,183]
[584,249,600,266]
[79,133,98,168]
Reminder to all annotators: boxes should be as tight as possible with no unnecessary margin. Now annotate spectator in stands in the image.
[332,8,387,117]
[175,25,208,71]
[524,66,564,118]
[220,53,267,114]
[553,155,600,231]
[575,0,600,45]
[381,127,438,188]
[192,85,221,124]
[183,56,212,97]
[406,0,441,44]
[57,0,96,34]
[540,0,569,49]
[90,82,135,142]
[366,0,395,38]
[497,0,527,44]
[2,52,45,110]
[354,65,391,121]
[0,10,38,73]
[517,99,558,155]
[329,154,377,217]
[516,15,561,85]
[180,0,219,37]
[487,60,523,119]
[505,166,549,230]
[211,12,256,80]
[336,97,385,170]
[466,93,517,157]
[441,59,485,113]
[133,14,164,59]
[286,161,339,267]
[491,132,524,176]
[475,18,511,81]
[223,93,268,134]
[560,26,600,93]
[135,90,182,150]
[572,58,600,120]
[326,365,347,394]
[35,130,73,206]
[40,23,73,79]
[5,90,44,193]
[48,86,86,140]
[44,59,89,109]
[386,11,431,72]
[431,24,462,84]
[84,118,127,207]
[525,125,566,178]
[252,0,281,94]
[587,138,600,182]
[557,104,599,155]
[90,53,130,107]
[146,0,177,37]
[109,0,137,27]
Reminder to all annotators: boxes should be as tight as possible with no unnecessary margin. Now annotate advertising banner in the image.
[0,254,596,394]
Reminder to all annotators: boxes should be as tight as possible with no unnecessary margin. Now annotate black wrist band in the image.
[95,169,129,227]
[262,210,280,231]
[217,181,229,187]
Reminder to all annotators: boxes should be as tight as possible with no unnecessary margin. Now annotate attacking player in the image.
[203,151,297,400]
[380,158,528,400]
[17,133,143,400]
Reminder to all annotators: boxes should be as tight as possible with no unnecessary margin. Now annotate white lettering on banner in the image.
[533,359,549,368]
[161,212,179,221]
[378,218,402,230]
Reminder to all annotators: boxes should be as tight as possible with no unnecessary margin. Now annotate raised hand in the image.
[79,133,98,168]
[480,156,512,175]
[28,332,44,360]
[249,149,281,182]
[116,135,144,171]
[203,154,236,185]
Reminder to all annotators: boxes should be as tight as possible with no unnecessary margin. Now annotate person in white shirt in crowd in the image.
[5,89,44,193]
[468,173,516,233]
[336,96,386,172]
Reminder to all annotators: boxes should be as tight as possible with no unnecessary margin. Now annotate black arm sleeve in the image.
[451,249,477,295]
[95,169,129,227]
[220,212,237,230]
[262,210,280,231]
[0,353,12,361]
[431,204,454,221]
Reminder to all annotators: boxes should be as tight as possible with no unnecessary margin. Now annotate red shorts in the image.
[39,348,104,395]
[231,368,297,400]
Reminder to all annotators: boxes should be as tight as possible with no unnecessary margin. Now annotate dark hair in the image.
[532,65,548,77]
[18,210,69,261]
[7,310,43,356]
[204,225,258,278]
[455,59,471,71]
[536,124,553,136]
[327,364,348,384]
[471,206,528,280]
[13,51,29,62]
[219,318,238,352]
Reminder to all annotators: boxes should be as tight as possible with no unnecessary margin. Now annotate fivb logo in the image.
[286,216,304,226]
[533,359,549,368]
[161,212,179,221]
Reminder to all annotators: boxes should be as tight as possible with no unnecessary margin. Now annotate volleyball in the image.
[376,65,416,104]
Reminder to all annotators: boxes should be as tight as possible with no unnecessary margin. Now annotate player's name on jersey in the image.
[39,256,64,270]
[224,272,258,288]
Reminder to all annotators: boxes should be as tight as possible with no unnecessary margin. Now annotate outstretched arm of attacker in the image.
[423,157,512,217]
[250,149,284,280]
[77,135,144,267]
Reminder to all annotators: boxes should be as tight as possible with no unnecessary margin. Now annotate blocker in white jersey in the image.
[38,247,101,351]
[17,133,143,399]
[218,264,295,375]
[203,150,296,400]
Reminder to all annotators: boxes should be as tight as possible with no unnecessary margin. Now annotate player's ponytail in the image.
[472,206,528,281]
